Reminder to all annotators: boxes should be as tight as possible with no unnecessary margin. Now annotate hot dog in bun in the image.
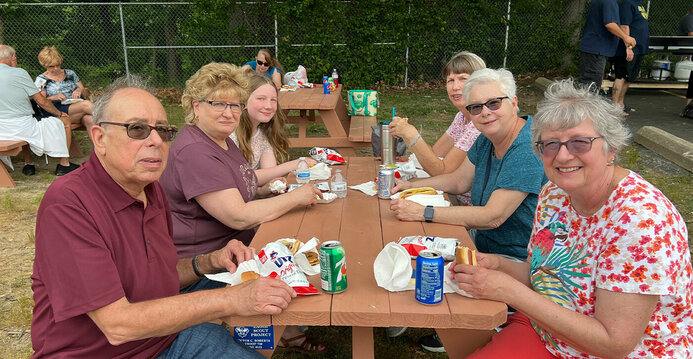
[455,246,477,266]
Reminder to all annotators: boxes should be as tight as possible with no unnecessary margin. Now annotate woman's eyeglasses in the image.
[465,96,509,115]
[256,60,270,67]
[202,100,245,114]
[99,122,178,141]
[535,136,603,156]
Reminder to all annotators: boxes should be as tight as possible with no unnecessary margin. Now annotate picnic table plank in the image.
[331,157,390,327]
[379,196,454,328]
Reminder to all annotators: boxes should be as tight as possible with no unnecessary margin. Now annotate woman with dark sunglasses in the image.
[450,79,692,358]
[241,49,284,89]
[391,68,547,262]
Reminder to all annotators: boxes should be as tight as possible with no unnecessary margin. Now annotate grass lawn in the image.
[0,85,690,358]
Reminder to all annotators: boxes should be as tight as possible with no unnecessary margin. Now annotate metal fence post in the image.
[404,4,411,88]
[119,3,129,78]
[274,13,279,59]
[503,0,511,68]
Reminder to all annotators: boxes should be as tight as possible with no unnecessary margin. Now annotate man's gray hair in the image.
[462,68,517,104]
[93,75,152,125]
[532,79,631,155]
[0,45,16,60]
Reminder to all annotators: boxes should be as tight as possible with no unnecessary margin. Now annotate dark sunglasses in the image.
[99,121,178,141]
[256,59,271,66]
[465,96,509,115]
[535,136,603,157]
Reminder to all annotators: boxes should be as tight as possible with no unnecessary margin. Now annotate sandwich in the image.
[399,187,437,199]
[280,239,301,254]
[455,246,477,266]
[304,251,320,266]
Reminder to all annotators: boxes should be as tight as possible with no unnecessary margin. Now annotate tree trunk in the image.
[561,0,588,70]
[165,8,179,83]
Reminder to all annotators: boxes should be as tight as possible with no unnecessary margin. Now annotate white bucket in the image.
[675,60,693,81]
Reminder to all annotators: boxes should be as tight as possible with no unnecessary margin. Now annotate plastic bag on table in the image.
[284,65,308,87]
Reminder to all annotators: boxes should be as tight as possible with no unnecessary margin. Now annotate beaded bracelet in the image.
[407,134,421,148]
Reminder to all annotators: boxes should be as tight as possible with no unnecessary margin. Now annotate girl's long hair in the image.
[237,74,290,165]
[258,48,285,76]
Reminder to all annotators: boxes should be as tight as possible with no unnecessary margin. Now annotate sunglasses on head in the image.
[256,59,270,67]
[535,136,603,157]
[465,96,509,115]
[99,122,178,141]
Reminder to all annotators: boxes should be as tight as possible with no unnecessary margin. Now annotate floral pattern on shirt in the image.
[230,130,273,170]
[528,171,692,358]
[444,111,481,206]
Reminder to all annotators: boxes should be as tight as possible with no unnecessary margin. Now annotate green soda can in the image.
[319,241,347,293]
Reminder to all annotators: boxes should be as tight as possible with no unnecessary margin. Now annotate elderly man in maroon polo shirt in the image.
[30,77,296,358]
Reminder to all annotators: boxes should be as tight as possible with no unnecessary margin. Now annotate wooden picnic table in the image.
[223,156,507,358]
[278,85,370,157]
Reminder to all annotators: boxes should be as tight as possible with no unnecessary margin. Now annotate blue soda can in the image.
[415,250,444,305]
[322,76,330,94]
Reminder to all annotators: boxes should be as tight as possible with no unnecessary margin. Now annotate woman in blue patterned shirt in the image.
[35,46,94,133]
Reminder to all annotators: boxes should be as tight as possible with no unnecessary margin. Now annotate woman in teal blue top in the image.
[241,49,284,89]
[391,68,547,261]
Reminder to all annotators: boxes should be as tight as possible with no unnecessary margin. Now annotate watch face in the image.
[424,206,434,222]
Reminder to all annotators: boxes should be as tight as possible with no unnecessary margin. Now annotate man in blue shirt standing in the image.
[611,0,648,115]
[579,0,636,91]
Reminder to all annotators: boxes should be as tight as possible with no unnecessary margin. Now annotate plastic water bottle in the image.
[296,157,310,184]
[332,68,339,87]
[330,169,347,198]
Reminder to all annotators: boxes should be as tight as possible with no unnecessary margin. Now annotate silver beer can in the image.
[377,166,395,199]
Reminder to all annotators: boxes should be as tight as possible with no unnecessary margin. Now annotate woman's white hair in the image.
[532,79,631,155]
[462,68,517,104]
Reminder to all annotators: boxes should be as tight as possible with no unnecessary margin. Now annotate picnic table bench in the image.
[278,85,374,157]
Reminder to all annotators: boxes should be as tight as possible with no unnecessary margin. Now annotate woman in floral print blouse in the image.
[452,79,692,358]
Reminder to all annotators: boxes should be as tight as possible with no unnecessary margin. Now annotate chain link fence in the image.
[0,1,688,89]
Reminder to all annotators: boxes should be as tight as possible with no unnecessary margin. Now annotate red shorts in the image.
[468,312,557,359]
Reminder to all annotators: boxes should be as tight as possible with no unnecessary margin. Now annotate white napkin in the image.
[443,262,474,298]
[309,162,332,180]
[290,237,321,276]
[408,153,423,169]
[349,181,377,196]
[374,242,414,291]
[205,260,260,286]
[390,190,451,207]
[415,170,430,178]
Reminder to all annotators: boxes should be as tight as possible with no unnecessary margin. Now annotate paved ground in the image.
[612,87,693,175]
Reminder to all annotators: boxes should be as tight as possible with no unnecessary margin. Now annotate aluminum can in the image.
[322,76,330,94]
[377,166,395,199]
[415,250,444,305]
[319,241,347,293]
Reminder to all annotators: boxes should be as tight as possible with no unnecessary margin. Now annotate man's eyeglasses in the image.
[201,100,245,114]
[465,96,509,115]
[535,136,603,157]
[256,60,270,67]
[99,122,178,141]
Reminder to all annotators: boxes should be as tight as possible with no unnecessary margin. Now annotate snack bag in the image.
[257,241,319,295]
[397,236,459,261]
[309,147,345,165]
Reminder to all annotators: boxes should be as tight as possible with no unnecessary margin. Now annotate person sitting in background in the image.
[610,0,648,116]
[159,62,326,354]
[453,79,692,359]
[390,68,548,353]
[0,44,79,176]
[679,7,693,109]
[231,74,316,186]
[35,46,94,134]
[388,51,485,205]
[31,76,294,358]
[241,49,283,89]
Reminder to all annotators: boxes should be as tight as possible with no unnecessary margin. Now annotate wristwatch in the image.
[424,205,434,223]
